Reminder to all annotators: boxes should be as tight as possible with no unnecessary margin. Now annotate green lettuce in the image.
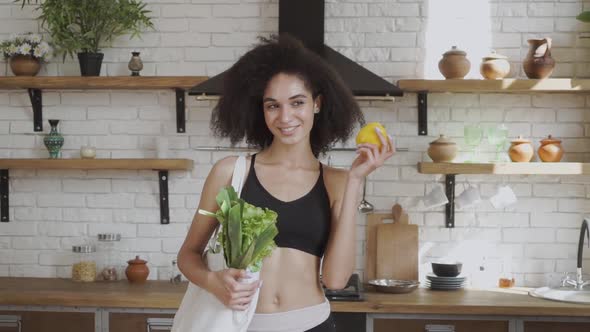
[199,186,278,272]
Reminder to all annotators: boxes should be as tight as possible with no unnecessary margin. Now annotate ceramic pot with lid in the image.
[538,135,564,162]
[438,46,471,79]
[428,135,458,162]
[508,136,534,162]
[125,255,150,283]
[480,50,510,79]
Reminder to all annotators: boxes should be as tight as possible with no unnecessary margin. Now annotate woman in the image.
[177,35,394,332]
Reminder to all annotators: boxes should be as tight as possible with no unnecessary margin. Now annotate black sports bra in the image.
[240,154,332,258]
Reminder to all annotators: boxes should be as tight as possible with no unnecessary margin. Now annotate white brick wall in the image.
[0,0,589,287]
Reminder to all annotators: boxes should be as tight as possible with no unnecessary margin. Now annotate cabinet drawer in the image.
[109,312,175,332]
[0,311,94,332]
[0,314,21,332]
[374,318,509,332]
[524,321,590,332]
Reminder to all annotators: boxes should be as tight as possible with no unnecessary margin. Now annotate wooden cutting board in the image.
[365,205,418,281]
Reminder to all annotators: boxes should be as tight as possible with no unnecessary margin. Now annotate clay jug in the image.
[538,135,564,162]
[523,38,555,79]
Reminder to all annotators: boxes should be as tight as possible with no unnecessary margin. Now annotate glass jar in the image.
[71,245,96,282]
[97,233,121,281]
[170,260,182,284]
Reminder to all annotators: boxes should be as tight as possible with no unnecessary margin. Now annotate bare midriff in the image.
[255,247,325,313]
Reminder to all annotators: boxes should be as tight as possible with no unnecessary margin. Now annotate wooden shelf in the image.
[0,158,193,170]
[418,162,590,175]
[0,76,207,90]
[398,79,590,93]
[0,76,209,133]
[0,159,193,224]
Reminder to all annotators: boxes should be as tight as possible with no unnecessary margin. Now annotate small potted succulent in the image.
[0,32,52,76]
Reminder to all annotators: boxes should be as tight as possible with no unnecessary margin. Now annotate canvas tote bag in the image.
[172,155,261,332]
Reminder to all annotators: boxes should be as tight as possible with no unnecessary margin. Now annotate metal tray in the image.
[368,279,420,294]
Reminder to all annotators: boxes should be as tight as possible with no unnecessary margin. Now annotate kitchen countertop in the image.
[1,278,589,316]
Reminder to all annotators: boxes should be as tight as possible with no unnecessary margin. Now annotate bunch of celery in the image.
[199,186,278,272]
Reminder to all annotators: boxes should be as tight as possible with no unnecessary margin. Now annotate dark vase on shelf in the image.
[128,51,143,76]
[78,52,104,76]
[43,119,64,159]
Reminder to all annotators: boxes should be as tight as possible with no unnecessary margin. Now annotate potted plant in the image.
[19,0,154,76]
[0,33,52,76]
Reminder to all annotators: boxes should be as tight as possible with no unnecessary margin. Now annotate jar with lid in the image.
[71,245,96,282]
[97,233,121,281]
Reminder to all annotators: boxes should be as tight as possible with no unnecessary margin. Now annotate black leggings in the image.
[306,314,336,332]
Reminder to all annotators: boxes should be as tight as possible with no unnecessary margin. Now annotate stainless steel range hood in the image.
[189,0,403,100]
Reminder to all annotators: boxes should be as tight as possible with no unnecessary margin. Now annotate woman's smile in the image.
[278,124,300,136]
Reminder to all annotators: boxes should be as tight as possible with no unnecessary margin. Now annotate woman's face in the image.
[262,73,320,147]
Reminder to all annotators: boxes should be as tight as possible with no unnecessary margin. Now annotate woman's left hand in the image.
[350,127,395,179]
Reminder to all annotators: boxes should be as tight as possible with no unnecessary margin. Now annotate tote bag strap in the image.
[231,155,247,197]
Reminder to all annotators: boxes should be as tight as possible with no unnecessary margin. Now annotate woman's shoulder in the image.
[322,165,348,190]
[209,155,242,180]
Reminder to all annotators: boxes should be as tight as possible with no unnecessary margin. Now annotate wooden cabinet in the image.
[333,313,366,332]
[109,312,175,332]
[374,318,509,332]
[524,321,590,332]
[0,314,21,332]
[0,311,94,332]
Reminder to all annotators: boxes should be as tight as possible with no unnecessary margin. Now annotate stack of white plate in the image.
[425,273,467,290]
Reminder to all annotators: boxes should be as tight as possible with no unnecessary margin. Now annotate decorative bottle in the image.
[43,119,64,159]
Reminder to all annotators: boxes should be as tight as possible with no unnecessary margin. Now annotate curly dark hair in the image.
[210,34,364,157]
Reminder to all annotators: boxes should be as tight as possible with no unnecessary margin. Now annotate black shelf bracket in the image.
[1,169,8,222]
[28,88,43,132]
[158,170,170,224]
[418,91,428,136]
[175,88,186,133]
[445,174,456,228]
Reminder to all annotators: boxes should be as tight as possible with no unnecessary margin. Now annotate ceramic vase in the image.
[427,135,458,162]
[9,55,41,76]
[508,136,534,162]
[125,255,150,283]
[523,38,555,79]
[438,46,471,79]
[538,135,564,162]
[43,119,64,159]
[128,51,143,76]
[480,50,510,79]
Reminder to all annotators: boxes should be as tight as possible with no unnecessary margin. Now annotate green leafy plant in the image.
[199,186,278,272]
[577,11,590,23]
[17,0,154,60]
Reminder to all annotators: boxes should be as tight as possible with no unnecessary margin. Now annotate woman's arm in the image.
[177,156,260,310]
[322,131,394,289]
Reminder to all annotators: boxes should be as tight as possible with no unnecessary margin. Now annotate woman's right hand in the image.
[207,268,261,311]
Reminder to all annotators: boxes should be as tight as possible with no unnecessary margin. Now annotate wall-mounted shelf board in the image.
[397,79,590,136]
[418,162,590,175]
[0,158,194,224]
[0,158,193,170]
[398,79,590,93]
[0,76,208,133]
[0,76,207,90]
[417,162,590,228]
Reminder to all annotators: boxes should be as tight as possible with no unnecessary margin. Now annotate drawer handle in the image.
[0,315,22,332]
[425,324,455,332]
[146,318,174,332]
